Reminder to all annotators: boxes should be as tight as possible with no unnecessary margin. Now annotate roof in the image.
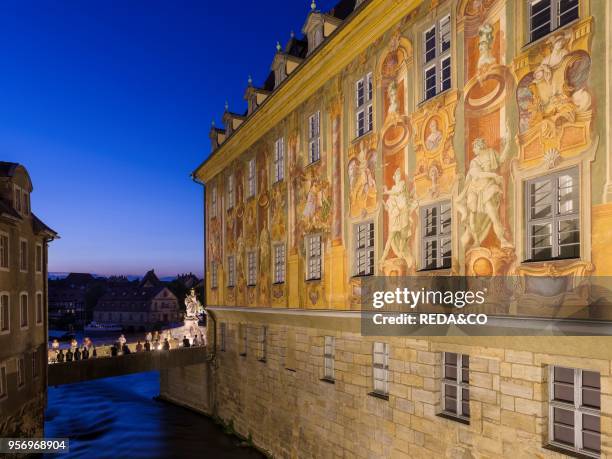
[64,273,96,285]
[140,269,161,287]
[0,200,21,220]
[330,0,357,19]
[32,213,59,239]
[0,162,19,178]
[96,285,174,311]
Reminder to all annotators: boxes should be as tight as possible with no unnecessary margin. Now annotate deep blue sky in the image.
[0,0,338,278]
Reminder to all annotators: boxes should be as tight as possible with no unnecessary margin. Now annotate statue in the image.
[380,169,418,268]
[348,146,377,217]
[184,288,202,320]
[457,127,512,249]
[477,24,496,71]
[387,80,399,117]
[425,119,443,151]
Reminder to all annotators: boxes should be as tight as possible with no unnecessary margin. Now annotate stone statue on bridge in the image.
[184,289,203,321]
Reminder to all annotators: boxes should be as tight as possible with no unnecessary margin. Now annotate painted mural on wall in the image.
[348,137,378,219]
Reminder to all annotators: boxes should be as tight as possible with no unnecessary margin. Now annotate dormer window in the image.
[21,191,30,215]
[13,185,22,213]
[355,73,373,138]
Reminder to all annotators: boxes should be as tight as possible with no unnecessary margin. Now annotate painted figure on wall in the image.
[425,118,443,151]
[477,23,495,70]
[380,168,417,269]
[348,145,377,218]
[387,80,399,117]
[457,128,512,249]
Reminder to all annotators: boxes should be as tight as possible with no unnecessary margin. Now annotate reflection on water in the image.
[45,372,263,459]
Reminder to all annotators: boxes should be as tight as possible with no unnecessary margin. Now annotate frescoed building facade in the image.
[186,0,612,457]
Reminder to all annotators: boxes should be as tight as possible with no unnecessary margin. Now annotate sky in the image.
[0,0,339,278]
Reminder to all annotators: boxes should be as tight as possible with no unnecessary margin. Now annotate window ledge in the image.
[257,358,266,363]
[285,367,296,372]
[351,129,375,145]
[437,412,470,425]
[521,257,581,265]
[418,87,453,108]
[320,377,335,384]
[522,19,580,52]
[543,444,598,459]
[367,391,389,401]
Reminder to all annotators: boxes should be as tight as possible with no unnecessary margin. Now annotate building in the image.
[48,273,98,327]
[0,162,57,436]
[93,270,180,331]
[186,0,612,457]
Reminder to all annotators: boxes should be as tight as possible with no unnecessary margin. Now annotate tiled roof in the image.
[0,162,19,178]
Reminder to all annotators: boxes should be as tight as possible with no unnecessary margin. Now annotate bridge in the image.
[47,346,209,386]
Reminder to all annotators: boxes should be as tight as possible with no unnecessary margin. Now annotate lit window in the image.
[306,235,322,281]
[257,326,267,362]
[549,366,600,456]
[308,112,321,164]
[20,293,28,329]
[0,294,9,334]
[227,174,235,209]
[421,202,452,270]
[526,167,579,261]
[274,138,285,182]
[227,256,236,287]
[529,0,579,42]
[247,158,257,198]
[247,251,257,286]
[442,352,470,421]
[20,239,28,272]
[35,244,43,274]
[372,342,389,397]
[323,336,335,381]
[355,222,375,276]
[211,263,218,289]
[423,15,452,101]
[219,322,226,351]
[355,73,373,137]
[36,292,43,325]
[17,357,25,388]
[0,233,8,270]
[273,244,285,284]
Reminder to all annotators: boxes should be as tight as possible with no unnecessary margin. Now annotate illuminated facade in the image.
[189,0,612,456]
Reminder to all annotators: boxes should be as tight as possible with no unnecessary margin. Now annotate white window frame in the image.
[548,366,601,457]
[308,111,321,164]
[227,174,235,210]
[0,232,9,271]
[19,238,28,273]
[525,167,580,262]
[305,234,322,281]
[257,326,267,362]
[274,137,285,182]
[355,73,374,138]
[247,158,257,198]
[227,255,236,288]
[323,336,335,381]
[273,243,286,284]
[35,243,43,274]
[0,362,7,400]
[372,342,389,397]
[528,0,580,43]
[17,356,25,388]
[211,262,218,289]
[354,222,375,277]
[0,293,9,335]
[35,291,43,326]
[421,201,452,270]
[219,322,226,351]
[247,250,257,287]
[422,15,452,101]
[442,352,470,422]
[19,292,28,330]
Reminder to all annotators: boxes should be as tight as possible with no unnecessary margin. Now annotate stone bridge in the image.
[47,346,209,386]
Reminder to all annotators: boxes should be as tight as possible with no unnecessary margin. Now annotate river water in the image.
[44,372,263,459]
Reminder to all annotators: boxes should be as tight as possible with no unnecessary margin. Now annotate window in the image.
[423,15,452,101]
[210,187,217,218]
[442,352,470,421]
[526,167,579,261]
[20,293,28,329]
[227,256,236,287]
[355,73,373,137]
[0,233,8,270]
[36,292,43,325]
[0,294,9,334]
[247,251,257,286]
[20,239,28,272]
[372,342,389,397]
[274,138,285,182]
[308,112,321,164]
[549,366,600,456]
[17,357,25,388]
[211,262,218,289]
[355,222,375,276]
[273,244,285,284]
[14,185,21,213]
[247,158,256,198]
[35,244,43,274]
[306,235,322,281]
[0,363,6,400]
[22,191,30,215]
[227,174,235,209]
[239,323,247,356]
[32,350,39,379]
[219,323,226,351]
[529,0,579,42]
[421,202,452,270]
[323,336,335,381]
[257,326,267,362]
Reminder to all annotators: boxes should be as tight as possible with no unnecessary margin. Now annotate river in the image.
[44,371,264,459]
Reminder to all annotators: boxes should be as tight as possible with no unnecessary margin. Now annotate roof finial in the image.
[311,0,316,11]
[248,74,253,86]
[276,41,282,52]
[224,100,229,112]
[211,119,216,127]
[290,30,295,39]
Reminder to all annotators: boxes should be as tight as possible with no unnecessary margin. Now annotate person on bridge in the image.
[92,346,97,358]
[144,340,151,352]
[123,344,131,355]
[51,339,60,353]
[182,336,191,348]
[110,345,118,357]
[192,335,199,347]
[136,341,143,352]
[163,338,170,351]
[57,349,65,363]
[74,347,82,361]
[70,338,78,352]
[82,346,89,359]
[145,331,152,343]
[118,334,127,347]
[66,348,74,362]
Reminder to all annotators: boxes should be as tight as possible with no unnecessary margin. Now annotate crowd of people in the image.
[49,330,206,363]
